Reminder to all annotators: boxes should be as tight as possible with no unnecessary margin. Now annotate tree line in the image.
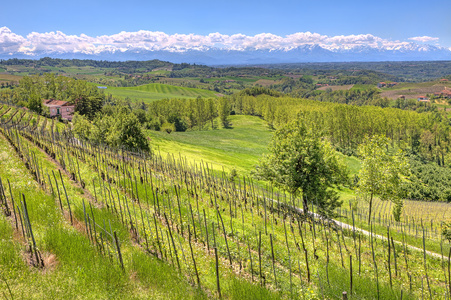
[228,93,451,166]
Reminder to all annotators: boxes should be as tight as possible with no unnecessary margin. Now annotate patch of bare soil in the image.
[381,84,448,99]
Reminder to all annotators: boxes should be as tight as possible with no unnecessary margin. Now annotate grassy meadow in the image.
[149,115,273,174]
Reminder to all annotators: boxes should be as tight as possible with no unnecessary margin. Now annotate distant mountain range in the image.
[2,44,451,65]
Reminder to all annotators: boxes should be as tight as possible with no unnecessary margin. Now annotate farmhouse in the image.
[43,99,75,121]
[434,87,451,99]
[387,82,398,87]
[417,96,430,102]
[377,82,386,88]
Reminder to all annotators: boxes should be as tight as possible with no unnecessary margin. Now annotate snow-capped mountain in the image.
[1,26,450,64]
[3,44,449,65]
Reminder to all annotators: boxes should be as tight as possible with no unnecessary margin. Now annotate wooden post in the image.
[350,255,353,295]
[215,246,221,299]
[164,213,181,272]
[270,234,277,287]
[342,291,348,300]
[58,169,72,224]
[188,225,200,288]
[114,231,124,271]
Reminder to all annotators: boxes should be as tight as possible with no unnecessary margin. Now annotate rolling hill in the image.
[104,83,219,102]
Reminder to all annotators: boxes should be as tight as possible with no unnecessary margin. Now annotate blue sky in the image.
[0,0,450,57]
[1,0,450,44]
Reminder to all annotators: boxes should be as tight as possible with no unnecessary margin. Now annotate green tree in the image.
[255,118,349,216]
[217,97,231,128]
[206,98,218,129]
[356,135,410,223]
[27,92,42,114]
[107,113,150,152]
[74,95,103,120]
[72,113,93,140]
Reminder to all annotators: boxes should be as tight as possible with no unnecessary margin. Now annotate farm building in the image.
[378,82,397,88]
[434,87,451,99]
[43,99,75,121]
[417,96,430,102]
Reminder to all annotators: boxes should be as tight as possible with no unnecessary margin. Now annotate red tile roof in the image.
[43,99,74,107]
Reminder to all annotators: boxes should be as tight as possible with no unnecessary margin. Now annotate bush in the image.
[161,122,176,134]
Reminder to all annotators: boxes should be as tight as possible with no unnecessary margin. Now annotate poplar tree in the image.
[356,135,410,223]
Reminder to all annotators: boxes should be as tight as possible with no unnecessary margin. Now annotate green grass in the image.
[105,83,219,102]
[3,106,449,299]
[0,127,207,299]
[148,114,451,256]
[149,115,273,175]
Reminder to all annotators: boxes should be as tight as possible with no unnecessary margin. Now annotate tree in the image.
[107,113,150,152]
[206,98,218,129]
[217,97,231,128]
[27,92,42,114]
[72,113,93,140]
[356,135,410,223]
[74,95,103,120]
[255,118,349,216]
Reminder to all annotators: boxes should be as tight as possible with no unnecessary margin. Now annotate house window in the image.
[67,108,69,112]
[52,109,55,113]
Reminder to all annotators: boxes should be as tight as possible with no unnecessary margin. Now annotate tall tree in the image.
[74,95,103,120]
[206,98,218,129]
[217,97,231,128]
[255,118,349,216]
[356,135,410,223]
[27,92,42,114]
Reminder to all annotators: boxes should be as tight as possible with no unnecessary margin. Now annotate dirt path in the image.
[331,217,445,260]
[270,198,448,261]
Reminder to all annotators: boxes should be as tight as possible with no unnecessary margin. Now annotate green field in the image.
[105,83,219,102]
[150,115,361,176]
[150,115,273,174]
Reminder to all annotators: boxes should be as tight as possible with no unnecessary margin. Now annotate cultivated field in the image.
[380,81,449,99]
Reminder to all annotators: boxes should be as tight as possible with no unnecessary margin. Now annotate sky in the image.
[1,0,450,56]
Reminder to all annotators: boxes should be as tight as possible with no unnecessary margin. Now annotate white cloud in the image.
[408,36,439,43]
[0,27,447,56]
[0,27,26,54]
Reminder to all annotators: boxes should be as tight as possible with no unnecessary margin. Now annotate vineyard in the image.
[0,103,450,299]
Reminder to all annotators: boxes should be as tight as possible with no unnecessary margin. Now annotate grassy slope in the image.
[149,115,273,175]
[0,111,206,299]
[1,107,448,299]
[105,83,219,102]
[150,115,361,177]
[149,114,451,253]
